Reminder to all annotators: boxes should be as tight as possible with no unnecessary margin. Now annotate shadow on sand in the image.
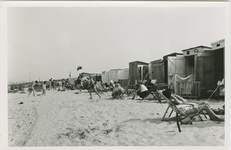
[122,118,162,124]
[182,120,224,128]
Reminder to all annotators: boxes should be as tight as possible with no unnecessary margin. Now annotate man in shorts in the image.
[76,76,82,93]
[28,80,38,97]
[88,75,101,99]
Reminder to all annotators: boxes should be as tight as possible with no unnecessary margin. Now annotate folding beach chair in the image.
[115,91,125,100]
[147,83,169,102]
[116,79,135,98]
[158,90,207,132]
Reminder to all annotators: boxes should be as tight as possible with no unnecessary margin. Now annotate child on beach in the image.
[88,75,101,99]
[42,81,47,95]
[28,80,38,97]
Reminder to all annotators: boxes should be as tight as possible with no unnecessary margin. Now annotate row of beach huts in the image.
[8,39,225,98]
[79,39,225,98]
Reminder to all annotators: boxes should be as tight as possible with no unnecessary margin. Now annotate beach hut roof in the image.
[129,60,148,65]
[181,45,212,52]
[150,59,164,64]
[163,52,183,59]
[109,69,122,71]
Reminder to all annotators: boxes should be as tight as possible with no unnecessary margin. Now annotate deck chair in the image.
[158,90,207,132]
[147,83,169,102]
[115,90,125,100]
[112,84,126,100]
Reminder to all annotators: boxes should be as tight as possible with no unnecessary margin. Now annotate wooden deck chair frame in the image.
[161,104,207,122]
[158,90,207,132]
[115,91,125,100]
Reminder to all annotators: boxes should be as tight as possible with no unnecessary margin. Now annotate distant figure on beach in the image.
[51,79,56,90]
[102,83,110,91]
[88,75,101,99]
[49,78,53,90]
[132,81,149,100]
[62,79,66,89]
[52,80,56,90]
[112,83,125,99]
[57,80,65,91]
[76,76,82,93]
[28,80,38,97]
[109,80,115,91]
[42,81,47,95]
[162,88,224,123]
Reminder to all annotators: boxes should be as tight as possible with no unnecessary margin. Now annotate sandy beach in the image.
[8,90,225,146]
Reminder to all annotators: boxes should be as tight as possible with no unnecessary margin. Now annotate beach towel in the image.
[174,74,193,95]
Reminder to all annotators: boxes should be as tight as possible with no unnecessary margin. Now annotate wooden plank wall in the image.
[150,63,164,83]
[196,55,214,89]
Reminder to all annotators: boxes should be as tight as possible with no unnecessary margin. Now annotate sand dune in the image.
[8,90,225,146]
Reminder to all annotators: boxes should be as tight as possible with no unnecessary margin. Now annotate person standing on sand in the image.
[76,76,82,93]
[88,75,101,99]
[51,79,55,90]
[28,80,38,97]
[52,80,56,90]
[48,79,51,90]
[57,80,63,91]
[42,81,47,95]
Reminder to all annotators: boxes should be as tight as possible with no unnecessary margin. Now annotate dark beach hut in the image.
[182,46,212,98]
[182,39,225,97]
[149,59,165,84]
[129,61,149,88]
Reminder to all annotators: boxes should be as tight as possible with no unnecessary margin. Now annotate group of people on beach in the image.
[27,76,225,123]
[109,79,224,123]
[28,80,48,96]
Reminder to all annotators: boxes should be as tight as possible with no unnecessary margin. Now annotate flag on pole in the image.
[77,66,82,71]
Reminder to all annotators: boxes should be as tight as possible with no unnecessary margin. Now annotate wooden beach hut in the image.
[163,52,184,85]
[149,59,165,84]
[79,72,102,81]
[181,39,225,97]
[101,68,129,84]
[129,61,149,88]
[181,46,212,98]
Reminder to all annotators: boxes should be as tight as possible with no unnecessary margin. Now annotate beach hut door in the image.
[167,56,185,85]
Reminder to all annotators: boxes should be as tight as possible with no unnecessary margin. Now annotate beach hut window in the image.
[217,44,220,47]
[187,51,190,55]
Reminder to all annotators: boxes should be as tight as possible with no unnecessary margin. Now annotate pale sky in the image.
[6,6,225,83]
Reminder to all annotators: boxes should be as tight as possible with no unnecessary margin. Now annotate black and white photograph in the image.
[1,1,230,149]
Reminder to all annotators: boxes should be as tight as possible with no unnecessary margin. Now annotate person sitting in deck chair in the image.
[162,88,224,124]
[132,81,150,100]
[109,80,115,91]
[145,79,155,91]
[112,83,125,99]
